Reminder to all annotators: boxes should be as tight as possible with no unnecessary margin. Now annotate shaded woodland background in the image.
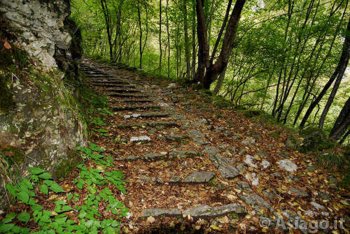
[71,0,350,144]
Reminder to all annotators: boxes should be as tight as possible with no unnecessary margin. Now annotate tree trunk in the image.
[319,19,350,129]
[159,0,162,74]
[330,96,350,140]
[300,18,350,128]
[213,66,227,94]
[137,1,143,69]
[166,0,170,78]
[183,0,191,80]
[195,0,210,84]
[195,0,246,89]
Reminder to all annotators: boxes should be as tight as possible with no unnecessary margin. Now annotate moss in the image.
[1,147,25,165]
[0,76,15,113]
[53,149,82,179]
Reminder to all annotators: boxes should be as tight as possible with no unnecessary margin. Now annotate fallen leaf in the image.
[4,40,11,49]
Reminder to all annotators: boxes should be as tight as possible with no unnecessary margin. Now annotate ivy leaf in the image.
[76,179,84,190]
[45,180,64,193]
[17,212,30,223]
[5,184,17,197]
[40,184,49,195]
[17,191,30,204]
[38,173,52,180]
[2,213,16,223]
[61,205,73,213]
[29,167,45,175]
[0,223,14,233]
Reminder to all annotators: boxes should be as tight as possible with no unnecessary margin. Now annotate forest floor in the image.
[80,59,349,233]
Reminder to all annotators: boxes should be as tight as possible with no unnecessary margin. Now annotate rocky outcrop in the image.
[0,0,85,209]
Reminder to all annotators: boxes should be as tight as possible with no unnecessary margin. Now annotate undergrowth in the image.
[0,143,128,233]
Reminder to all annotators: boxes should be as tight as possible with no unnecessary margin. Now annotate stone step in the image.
[112,105,160,111]
[141,203,246,219]
[117,121,178,129]
[108,93,149,98]
[92,82,130,86]
[123,112,169,119]
[84,72,107,76]
[210,155,240,179]
[115,150,201,162]
[182,171,215,183]
[122,99,153,103]
[90,78,125,82]
[89,77,125,81]
[104,84,137,89]
[106,88,140,93]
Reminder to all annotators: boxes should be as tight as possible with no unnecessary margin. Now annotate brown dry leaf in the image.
[3,40,11,49]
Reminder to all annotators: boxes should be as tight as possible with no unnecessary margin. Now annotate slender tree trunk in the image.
[100,0,115,62]
[319,19,350,128]
[330,96,350,140]
[300,18,350,128]
[137,1,143,69]
[210,0,233,65]
[159,0,162,74]
[339,129,350,144]
[191,0,197,79]
[213,66,227,94]
[183,0,191,80]
[166,0,170,78]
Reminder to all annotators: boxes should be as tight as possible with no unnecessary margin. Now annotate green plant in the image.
[0,143,128,233]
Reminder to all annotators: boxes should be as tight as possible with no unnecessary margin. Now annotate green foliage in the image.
[0,142,128,233]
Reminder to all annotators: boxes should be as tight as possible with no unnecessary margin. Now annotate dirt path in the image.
[81,60,349,233]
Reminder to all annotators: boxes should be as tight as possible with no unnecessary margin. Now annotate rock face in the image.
[0,0,77,69]
[0,0,85,209]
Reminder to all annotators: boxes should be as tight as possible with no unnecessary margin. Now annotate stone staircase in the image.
[79,61,345,233]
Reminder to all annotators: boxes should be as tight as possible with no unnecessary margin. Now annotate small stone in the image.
[124,113,141,119]
[261,160,270,169]
[239,193,271,210]
[262,189,278,201]
[130,136,151,143]
[245,173,259,186]
[236,181,251,191]
[310,201,325,210]
[277,159,298,172]
[147,216,156,224]
[242,137,256,146]
[204,146,220,157]
[244,155,257,168]
[167,83,177,89]
[188,129,208,145]
[288,187,309,198]
[183,171,215,183]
